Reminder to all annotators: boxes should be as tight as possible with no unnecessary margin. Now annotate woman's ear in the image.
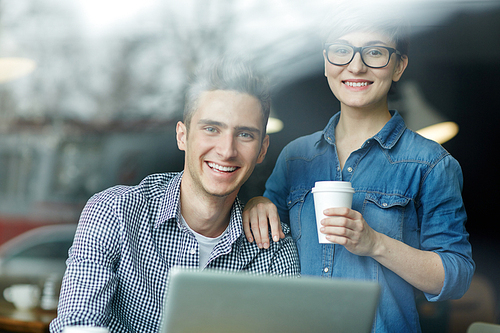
[392,55,408,82]
[323,50,328,77]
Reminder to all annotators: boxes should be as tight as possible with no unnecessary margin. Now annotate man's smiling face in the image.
[176,89,269,200]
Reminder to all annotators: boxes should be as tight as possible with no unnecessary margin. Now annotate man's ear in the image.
[176,121,187,151]
[256,134,270,164]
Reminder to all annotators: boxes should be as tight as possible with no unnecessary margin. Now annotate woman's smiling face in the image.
[324,31,408,112]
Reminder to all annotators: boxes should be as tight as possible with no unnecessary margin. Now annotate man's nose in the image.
[216,134,238,159]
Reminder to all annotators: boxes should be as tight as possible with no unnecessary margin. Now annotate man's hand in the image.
[242,197,285,249]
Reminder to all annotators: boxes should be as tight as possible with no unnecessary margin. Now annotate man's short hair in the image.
[183,58,271,137]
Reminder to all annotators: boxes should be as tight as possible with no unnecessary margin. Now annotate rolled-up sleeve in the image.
[50,192,121,332]
[418,155,475,301]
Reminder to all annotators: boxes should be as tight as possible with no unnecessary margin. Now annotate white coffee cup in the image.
[3,284,41,311]
[312,181,355,244]
[62,326,109,333]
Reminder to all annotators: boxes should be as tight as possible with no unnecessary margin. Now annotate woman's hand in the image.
[320,207,381,257]
[321,207,444,295]
[242,197,285,249]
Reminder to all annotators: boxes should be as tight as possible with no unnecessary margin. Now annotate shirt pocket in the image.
[362,192,411,241]
[286,189,310,241]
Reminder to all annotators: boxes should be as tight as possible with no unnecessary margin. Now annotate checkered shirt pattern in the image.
[49,172,300,333]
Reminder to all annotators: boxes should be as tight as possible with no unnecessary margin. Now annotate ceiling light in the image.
[416,121,459,144]
[267,117,284,134]
[0,58,36,83]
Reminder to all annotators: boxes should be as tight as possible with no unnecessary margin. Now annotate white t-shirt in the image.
[180,215,229,268]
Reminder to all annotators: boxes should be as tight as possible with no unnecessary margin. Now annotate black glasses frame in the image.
[324,43,402,69]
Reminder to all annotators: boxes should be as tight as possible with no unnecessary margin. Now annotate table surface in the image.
[0,300,56,333]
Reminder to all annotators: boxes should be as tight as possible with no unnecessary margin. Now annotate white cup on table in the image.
[3,284,40,311]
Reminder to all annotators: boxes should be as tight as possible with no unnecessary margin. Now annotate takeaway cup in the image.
[3,284,40,311]
[312,181,355,244]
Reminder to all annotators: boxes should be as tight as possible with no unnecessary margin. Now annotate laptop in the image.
[161,268,380,333]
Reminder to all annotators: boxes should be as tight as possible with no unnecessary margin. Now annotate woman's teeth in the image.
[208,162,237,172]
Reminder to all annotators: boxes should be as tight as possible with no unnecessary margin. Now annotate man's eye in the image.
[204,127,217,133]
[239,132,254,139]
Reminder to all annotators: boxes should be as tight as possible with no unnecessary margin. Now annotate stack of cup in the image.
[40,274,59,310]
[311,181,355,244]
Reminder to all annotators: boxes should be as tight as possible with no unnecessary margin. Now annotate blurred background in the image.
[0,0,499,332]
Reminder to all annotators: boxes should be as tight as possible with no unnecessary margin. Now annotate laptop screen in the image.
[161,268,380,333]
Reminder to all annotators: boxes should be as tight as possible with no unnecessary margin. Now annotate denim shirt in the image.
[264,111,474,333]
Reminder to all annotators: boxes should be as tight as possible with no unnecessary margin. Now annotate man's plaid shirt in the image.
[50,172,300,333]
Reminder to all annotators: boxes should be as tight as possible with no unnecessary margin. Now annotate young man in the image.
[50,59,300,333]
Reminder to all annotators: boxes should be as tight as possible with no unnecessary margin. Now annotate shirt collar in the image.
[321,110,406,149]
[155,171,183,228]
[155,171,244,244]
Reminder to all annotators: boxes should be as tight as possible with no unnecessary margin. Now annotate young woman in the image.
[243,5,474,332]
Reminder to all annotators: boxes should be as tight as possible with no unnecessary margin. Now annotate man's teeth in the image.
[208,162,237,172]
[344,81,369,87]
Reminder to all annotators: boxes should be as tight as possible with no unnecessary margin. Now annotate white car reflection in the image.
[0,224,76,278]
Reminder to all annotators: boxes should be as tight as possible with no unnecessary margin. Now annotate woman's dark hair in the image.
[322,3,410,57]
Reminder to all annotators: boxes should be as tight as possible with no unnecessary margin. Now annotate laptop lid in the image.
[161,268,380,333]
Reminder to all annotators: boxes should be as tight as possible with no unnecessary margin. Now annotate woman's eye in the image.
[365,48,384,57]
[333,48,350,55]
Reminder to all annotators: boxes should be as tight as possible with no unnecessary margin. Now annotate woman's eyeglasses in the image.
[324,43,401,69]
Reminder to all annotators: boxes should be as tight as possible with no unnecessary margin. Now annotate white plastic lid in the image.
[312,181,354,193]
[62,327,109,333]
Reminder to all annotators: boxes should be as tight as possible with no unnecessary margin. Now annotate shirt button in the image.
[323,267,329,273]
[336,166,340,171]
[347,167,353,172]
[382,203,388,207]
[189,248,196,255]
